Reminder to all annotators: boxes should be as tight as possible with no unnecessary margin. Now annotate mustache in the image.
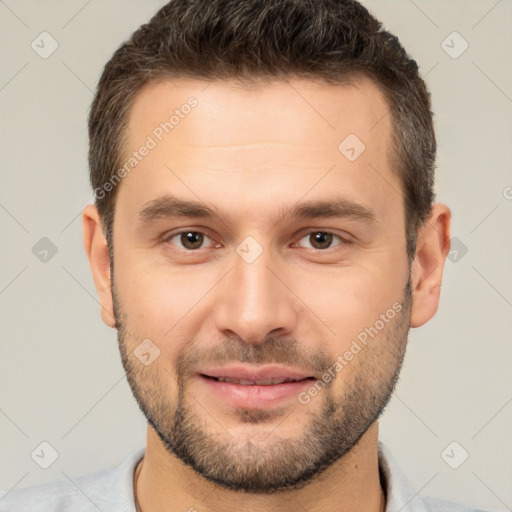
[175,335,332,377]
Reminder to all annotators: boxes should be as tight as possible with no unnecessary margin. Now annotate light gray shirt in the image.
[0,442,499,511]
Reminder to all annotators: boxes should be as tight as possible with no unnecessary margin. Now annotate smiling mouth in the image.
[197,368,317,409]
[200,375,315,386]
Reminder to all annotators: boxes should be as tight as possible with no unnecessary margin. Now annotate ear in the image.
[82,204,116,328]
[410,203,452,328]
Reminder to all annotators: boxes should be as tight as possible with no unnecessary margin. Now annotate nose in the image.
[212,243,299,344]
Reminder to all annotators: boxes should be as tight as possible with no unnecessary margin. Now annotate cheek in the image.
[115,259,220,352]
[300,266,403,346]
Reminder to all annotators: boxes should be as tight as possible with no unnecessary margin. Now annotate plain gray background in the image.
[1,0,511,509]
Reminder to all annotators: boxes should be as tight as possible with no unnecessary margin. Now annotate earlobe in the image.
[409,204,452,328]
[82,204,116,328]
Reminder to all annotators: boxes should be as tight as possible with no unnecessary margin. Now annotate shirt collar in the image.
[378,441,429,512]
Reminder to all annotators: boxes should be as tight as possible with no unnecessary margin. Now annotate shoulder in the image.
[0,447,144,512]
[0,478,95,512]
[377,441,500,512]
[422,495,501,512]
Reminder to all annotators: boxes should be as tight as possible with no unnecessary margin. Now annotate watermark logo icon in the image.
[134,339,161,366]
[236,236,264,264]
[447,237,468,263]
[441,441,469,469]
[31,32,59,59]
[441,32,469,59]
[338,134,366,162]
[32,237,58,263]
[31,441,59,469]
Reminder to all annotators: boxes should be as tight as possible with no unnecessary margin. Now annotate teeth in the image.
[240,379,258,385]
[216,377,299,385]
[267,378,287,385]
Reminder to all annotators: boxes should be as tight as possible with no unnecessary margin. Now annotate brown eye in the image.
[296,231,345,250]
[180,231,204,250]
[310,232,333,250]
[167,231,213,250]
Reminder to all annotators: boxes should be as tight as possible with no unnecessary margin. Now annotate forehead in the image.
[117,75,401,228]
[126,75,392,154]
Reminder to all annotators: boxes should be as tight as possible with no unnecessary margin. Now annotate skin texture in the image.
[83,76,451,512]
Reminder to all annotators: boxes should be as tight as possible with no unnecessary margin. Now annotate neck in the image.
[135,423,385,512]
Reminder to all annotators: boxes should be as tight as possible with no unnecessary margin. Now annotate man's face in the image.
[111,76,412,492]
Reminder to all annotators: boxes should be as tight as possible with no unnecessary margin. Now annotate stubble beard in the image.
[113,271,412,493]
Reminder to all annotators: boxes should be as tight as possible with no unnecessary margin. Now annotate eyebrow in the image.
[136,194,378,228]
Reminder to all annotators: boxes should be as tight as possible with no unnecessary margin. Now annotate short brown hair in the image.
[88,0,436,264]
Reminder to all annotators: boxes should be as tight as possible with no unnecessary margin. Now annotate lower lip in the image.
[198,375,314,409]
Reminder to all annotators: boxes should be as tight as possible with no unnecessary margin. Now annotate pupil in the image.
[312,232,332,249]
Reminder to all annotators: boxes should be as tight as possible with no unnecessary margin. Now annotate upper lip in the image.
[199,364,315,382]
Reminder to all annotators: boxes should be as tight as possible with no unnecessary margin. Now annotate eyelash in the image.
[163,229,351,253]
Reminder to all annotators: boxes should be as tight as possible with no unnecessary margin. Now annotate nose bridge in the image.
[212,239,298,343]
